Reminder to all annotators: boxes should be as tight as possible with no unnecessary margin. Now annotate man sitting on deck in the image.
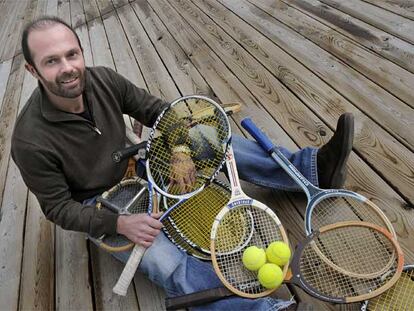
[11,17,354,310]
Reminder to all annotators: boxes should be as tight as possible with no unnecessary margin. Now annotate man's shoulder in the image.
[87,66,120,81]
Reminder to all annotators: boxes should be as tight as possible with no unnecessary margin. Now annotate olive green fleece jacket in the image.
[11,66,167,237]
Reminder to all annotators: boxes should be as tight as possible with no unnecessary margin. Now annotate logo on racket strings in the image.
[229,199,253,209]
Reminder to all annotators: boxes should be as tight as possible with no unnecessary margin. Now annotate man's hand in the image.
[116,213,163,248]
[170,151,196,193]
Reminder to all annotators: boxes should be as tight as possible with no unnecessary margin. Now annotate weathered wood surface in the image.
[0,0,414,310]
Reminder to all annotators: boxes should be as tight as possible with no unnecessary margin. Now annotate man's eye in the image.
[47,59,56,64]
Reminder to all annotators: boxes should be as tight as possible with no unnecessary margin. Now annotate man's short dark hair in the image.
[21,16,83,67]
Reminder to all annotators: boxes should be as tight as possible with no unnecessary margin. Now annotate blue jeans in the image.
[88,135,317,310]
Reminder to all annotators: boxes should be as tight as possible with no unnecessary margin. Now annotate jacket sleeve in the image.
[11,139,118,238]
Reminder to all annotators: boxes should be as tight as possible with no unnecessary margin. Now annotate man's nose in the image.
[60,58,75,73]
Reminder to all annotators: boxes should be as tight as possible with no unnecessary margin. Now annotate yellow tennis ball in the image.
[266,241,291,266]
[242,246,267,271]
[258,263,284,289]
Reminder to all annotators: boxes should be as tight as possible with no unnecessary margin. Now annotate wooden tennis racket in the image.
[165,221,404,309]
[112,95,231,296]
[361,264,414,310]
[89,178,149,252]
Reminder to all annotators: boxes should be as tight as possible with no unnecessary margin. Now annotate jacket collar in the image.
[40,67,92,122]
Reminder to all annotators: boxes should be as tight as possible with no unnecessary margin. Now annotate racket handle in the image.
[241,118,275,153]
[112,141,147,163]
[113,244,146,296]
[165,287,234,310]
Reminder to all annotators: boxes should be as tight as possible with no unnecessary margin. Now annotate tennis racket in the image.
[162,179,231,259]
[241,118,396,278]
[89,178,149,252]
[361,264,414,311]
[209,138,290,298]
[165,221,404,309]
[112,95,231,296]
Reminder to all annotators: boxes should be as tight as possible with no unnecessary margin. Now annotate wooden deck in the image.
[1,0,414,310]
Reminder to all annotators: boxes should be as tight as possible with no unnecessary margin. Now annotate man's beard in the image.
[41,69,85,98]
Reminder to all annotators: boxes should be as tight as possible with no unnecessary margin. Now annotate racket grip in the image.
[241,118,275,153]
[112,141,147,163]
[165,287,234,310]
[113,244,146,296]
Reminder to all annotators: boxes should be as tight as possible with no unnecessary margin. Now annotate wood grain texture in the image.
[362,0,414,21]
[194,0,414,209]
[244,0,414,149]
[319,0,414,44]
[55,229,93,311]
[0,160,29,310]
[285,0,414,75]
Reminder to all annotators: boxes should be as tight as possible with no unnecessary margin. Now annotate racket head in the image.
[305,190,396,237]
[94,178,150,252]
[162,179,231,256]
[146,95,231,199]
[210,201,289,298]
[289,221,404,304]
[360,264,414,310]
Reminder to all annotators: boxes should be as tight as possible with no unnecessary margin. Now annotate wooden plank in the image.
[0,160,29,310]
[0,54,26,212]
[75,25,94,66]
[6,0,51,61]
[0,1,20,59]
[222,0,414,151]
[57,0,71,25]
[90,245,140,311]
[88,18,114,69]
[55,229,93,310]
[19,192,55,311]
[0,59,12,112]
[95,0,114,16]
[17,71,55,311]
[102,10,147,142]
[112,0,129,8]
[134,272,166,311]
[319,0,414,45]
[117,3,179,100]
[46,0,58,15]
[71,0,86,28]
[0,0,30,61]
[362,0,414,21]
[194,0,414,221]
[82,0,101,23]
[284,0,414,75]
[102,10,146,87]
[148,0,414,262]
[130,1,214,97]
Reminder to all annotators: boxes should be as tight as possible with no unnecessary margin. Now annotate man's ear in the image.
[25,63,40,80]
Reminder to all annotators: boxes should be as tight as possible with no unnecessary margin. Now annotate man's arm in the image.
[11,139,118,237]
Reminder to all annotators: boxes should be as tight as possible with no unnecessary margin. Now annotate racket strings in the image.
[164,183,230,252]
[311,196,391,232]
[99,180,148,251]
[148,98,230,196]
[212,205,287,296]
[367,267,414,310]
[162,219,211,260]
[299,226,400,299]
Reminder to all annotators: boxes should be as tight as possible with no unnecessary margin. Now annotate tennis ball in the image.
[266,241,291,266]
[258,263,283,289]
[242,246,267,271]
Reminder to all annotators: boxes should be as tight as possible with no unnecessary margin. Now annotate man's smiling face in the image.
[27,23,85,99]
